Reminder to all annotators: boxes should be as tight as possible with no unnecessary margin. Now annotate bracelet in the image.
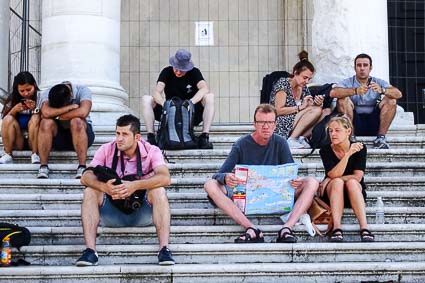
[297,105,300,112]
[354,87,358,95]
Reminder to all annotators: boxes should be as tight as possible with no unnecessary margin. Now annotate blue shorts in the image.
[353,106,380,136]
[207,184,234,207]
[17,114,31,130]
[52,122,95,151]
[99,192,153,227]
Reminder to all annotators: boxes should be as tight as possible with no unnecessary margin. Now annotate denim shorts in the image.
[99,192,153,227]
[207,185,234,207]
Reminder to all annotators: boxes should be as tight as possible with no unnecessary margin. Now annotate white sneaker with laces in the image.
[31,153,40,164]
[0,153,13,164]
[298,136,311,149]
[287,137,304,149]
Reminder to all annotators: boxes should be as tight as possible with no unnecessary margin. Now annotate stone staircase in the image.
[0,124,424,282]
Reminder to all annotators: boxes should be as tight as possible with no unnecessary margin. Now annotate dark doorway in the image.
[388,0,425,124]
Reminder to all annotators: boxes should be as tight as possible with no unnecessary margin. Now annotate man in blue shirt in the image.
[37,82,95,179]
[330,53,402,149]
[204,104,319,243]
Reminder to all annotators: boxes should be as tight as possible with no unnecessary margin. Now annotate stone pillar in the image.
[311,0,413,126]
[41,0,129,125]
[311,0,389,84]
[0,1,9,102]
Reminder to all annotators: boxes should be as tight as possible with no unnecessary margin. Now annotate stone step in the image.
[6,146,425,164]
[27,224,425,246]
[0,176,423,194]
[0,161,424,178]
[1,261,424,283]
[1,190,424,210]
[1,207,424,227]
[16,242,425,266]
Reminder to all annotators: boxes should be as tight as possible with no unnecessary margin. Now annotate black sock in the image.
[78,165,87,169]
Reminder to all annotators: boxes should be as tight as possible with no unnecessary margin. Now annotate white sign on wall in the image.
[195,21,214,46]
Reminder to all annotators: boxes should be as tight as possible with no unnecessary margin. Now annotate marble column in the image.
[41,0,129,125]
[0,1,9,102]
[311,0,390,84]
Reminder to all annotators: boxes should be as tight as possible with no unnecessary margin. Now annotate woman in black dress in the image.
[319,115,374,242]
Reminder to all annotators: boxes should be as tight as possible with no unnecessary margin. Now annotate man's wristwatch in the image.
[32,108,40,114]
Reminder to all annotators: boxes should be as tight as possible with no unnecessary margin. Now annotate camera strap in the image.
[111,143,143,178]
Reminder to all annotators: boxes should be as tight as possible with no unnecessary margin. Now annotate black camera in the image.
[85,166,146,214]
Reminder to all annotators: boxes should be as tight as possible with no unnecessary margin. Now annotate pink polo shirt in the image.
[90,140,166,179]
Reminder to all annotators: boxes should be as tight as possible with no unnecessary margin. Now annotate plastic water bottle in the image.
[1,238,11,267]
[375,197,385,224]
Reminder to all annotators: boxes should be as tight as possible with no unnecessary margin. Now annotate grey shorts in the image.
[99,192,153,227]
[207,185,234,207]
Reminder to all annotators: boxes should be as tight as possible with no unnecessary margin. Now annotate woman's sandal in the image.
[276,227,297,243]
[329,228,344,242]
[360,229,375,242]
[234,227,265,243]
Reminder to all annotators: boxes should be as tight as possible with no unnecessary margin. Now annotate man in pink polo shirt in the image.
[75,114,174,266]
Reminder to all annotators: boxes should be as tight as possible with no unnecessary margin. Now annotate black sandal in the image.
[360,229,375,242]
[329,228,344,242]
[234,227,265,243]
[276,227,297,243]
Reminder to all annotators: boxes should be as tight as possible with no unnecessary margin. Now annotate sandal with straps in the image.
[329,228,344,242]
[360,229,375,242]
[234,227,265,243]
[276,227,297,243]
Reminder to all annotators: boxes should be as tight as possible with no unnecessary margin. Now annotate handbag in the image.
[307,197,333,237]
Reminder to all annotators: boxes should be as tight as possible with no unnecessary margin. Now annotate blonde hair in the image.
[327,115,353,131]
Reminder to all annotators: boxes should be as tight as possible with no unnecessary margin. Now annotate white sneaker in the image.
[31,153,40,164]
[287,138,304,149]
[298,136,311,149]
[75,166,85,179]
[37,166,49,179]
[0,153,13,164]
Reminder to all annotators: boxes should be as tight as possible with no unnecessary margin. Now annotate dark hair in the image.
[48,84,72,108]
[2,71,39,118]
[116,114,141,135]
[254,104,277,121]
[354,53,372,67]
[292,50,315,75]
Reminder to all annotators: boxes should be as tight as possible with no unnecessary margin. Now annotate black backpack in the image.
[0,222,31,250]
[157,97,198,150]
[260,71,291,103]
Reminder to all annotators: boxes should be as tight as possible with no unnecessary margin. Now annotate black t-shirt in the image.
[157,66,204,100]
[319,143,367,188]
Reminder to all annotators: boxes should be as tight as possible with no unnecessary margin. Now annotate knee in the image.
[70,118,86,132]
[28,115,40,128]
[204,179,216,194]
[345,178,361,189]
[2,114,17,127]
[39,118,55,132]
[148,187,168,205]
[381,97,397,108]
[203,92,214,105]
[301,177,319,194]
[328,178,344,190]
[142,95,154,107]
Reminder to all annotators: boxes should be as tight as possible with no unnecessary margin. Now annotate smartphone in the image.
[367,77,372,86]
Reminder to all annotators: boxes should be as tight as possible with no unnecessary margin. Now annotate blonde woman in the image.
[319,115,374,242]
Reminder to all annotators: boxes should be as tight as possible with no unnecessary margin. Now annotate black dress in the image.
[319,143,367,208]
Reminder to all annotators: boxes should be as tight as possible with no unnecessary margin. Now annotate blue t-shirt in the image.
[212,133,294,185]
[336,76,391,114]
[40,82,92,124]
